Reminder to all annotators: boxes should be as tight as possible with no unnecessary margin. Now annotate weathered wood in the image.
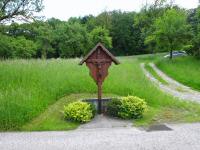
[79,43,120,114]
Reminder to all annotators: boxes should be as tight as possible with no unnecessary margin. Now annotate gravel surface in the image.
[141,63,200,103]
[79,115,132,129]
[1,123,200,150]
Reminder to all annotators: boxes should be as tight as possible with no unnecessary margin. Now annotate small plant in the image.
[89,103,96,117]
[118,96,147,119]
[64,101,95,123]
[106,98,121,117]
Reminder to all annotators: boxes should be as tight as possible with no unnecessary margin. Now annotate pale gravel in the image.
[1,123,200,150]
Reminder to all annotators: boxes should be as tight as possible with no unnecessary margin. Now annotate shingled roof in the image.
[79,42,120,65]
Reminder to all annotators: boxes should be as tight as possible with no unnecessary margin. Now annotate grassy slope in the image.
[156,56,200,91]
[22,93,118,131]
[1,56,200,130]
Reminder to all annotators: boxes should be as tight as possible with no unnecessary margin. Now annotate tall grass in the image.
[0,56,200,130]
[0,59,95,130]
[156,56,200,91]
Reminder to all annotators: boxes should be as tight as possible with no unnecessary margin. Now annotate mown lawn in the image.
[156,56,200,91]
[1,55,200,131]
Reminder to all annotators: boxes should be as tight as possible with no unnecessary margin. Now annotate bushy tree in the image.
[56,22,91,58]
[12,36,37,58]
[149,9,191,59]
[0,33,14,58]
[111,11,137,55]
[0,34,37,58]
[134,6,166,54]
[188,7,200,58]
[89,26,112,49]
[34,22,54,59]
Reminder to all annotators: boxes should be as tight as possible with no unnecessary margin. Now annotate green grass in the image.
[1,55,200,131]
[22,93,118,131]
[156,56,200,91]
[144,63,168,85]
[21,94,80,131]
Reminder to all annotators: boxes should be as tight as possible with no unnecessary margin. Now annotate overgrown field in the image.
[156,56,200,91]
[1,56,200,131]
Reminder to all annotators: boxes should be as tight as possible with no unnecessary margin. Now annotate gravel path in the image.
[1,122,200,150]
[141,63,200,103]
[79,115,132,129]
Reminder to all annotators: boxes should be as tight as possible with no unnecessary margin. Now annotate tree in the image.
[89,26,112,49]
[34,22,54,59]
[188,7,200,58]
[0,33,14,58]
[12,36,37,58]
[150,9,191,59]
[0,33,37,58]
[56,22,91,58]
[0,0,43,23]
[134,5,166,54]
[111,11,137,55]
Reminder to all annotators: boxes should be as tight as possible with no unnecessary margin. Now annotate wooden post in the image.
[97,82,102,114]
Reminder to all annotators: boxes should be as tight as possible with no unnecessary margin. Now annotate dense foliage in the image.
[0,2,200,58]
[106,96,147,119]
[64,101,94,123]
[146,9,191,59]
[106,98,122,117]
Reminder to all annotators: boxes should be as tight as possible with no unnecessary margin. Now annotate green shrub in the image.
[118,96,147,119]
[89,103,96,117]
[106,98,121,117]
[64,101,94,123]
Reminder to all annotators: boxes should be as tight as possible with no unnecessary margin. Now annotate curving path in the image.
[141,63,200,103]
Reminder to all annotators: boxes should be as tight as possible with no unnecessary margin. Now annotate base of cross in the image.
[97,83,102,114]
[98,99,102,114]
[82,98,111,114]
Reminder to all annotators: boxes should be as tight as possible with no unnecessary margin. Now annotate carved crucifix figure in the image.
[79,43,120,114]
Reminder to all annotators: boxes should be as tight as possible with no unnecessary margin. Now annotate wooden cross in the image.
[79,43,120,114]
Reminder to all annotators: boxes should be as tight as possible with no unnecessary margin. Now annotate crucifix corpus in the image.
[79,43,120,114]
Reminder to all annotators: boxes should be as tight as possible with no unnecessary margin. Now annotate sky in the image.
[39,0,199,21]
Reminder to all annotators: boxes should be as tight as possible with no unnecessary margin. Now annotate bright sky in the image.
[39,0,199,21]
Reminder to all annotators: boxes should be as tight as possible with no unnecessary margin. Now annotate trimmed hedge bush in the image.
[106,98,121,117]
[64,101,95,123]
[119,96,147,119]
[106,96,147,119]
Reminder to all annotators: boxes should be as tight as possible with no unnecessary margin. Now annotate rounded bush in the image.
[106,98,121,117]
[118,96,147,119]
[64,101,94,123]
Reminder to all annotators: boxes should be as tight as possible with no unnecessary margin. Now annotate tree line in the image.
[0,1,200,59]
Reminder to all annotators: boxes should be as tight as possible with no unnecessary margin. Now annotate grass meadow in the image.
[156,56,200,91]
[1,55,200,131]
